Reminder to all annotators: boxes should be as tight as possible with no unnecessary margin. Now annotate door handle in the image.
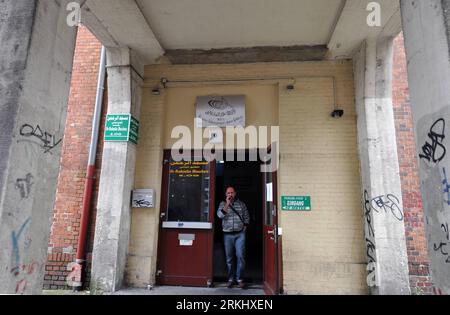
[268,227,278,243]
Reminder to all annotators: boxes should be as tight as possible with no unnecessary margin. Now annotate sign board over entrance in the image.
[281,196,311,211]
[104,114,139,145]
[196,95,245,127]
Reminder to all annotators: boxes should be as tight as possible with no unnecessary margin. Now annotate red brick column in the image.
[392,33,434,295]
[44,26,106,290]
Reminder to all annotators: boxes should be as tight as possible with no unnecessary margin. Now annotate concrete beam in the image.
[164,45,328,64]
[90,47,143,294]
[0,0,77,294]
[82,0,165,64]
[401,0,450,294]
[354,37,410,295]
[328,0,402,59]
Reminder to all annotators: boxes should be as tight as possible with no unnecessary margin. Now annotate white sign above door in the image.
[196,95,246,127]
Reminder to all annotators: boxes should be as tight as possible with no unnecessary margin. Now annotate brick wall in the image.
[392,33,434,295]
[43,26,106,290]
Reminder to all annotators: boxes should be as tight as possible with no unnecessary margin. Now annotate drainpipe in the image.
[74,46,106,290]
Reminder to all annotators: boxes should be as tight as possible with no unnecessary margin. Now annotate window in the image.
[166,159,211,222]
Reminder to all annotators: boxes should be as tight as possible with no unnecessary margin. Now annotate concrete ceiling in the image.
[135,0,345,50]
[328,0,401,58]
[82,0,402,65]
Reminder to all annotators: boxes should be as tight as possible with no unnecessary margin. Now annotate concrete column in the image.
[0,0,77,294]
[401,0,450,294]
[354,37,410,295]
[91,47,143,294]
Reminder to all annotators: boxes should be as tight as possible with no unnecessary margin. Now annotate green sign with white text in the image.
[282,196,311,211]
[129,116,139,145]
[104,114,139,145]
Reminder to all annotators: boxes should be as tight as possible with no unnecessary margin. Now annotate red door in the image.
[262,156,281,294]
[156,150,215,287]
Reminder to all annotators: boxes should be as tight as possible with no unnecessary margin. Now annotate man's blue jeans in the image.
[223,230,246,282]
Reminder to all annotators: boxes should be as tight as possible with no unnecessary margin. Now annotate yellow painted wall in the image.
[127,61,367,294]
[164,84,278,149]
[279,77,367,294]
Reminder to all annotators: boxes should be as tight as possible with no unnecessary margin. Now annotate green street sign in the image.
[129,116,139,145]
[282,196,311,211]
[104,114,139,145]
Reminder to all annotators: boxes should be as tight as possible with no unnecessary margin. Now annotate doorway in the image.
[156,149,281,293]
[213,154,263,285]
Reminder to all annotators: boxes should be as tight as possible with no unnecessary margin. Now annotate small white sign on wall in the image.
[196,95,246,127]
[266,183,273,202]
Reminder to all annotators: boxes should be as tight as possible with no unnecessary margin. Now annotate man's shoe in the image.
[227,280,234,288]
[238,280,246,289]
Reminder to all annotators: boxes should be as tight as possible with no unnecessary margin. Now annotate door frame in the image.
[155,148,283,292]
[155,149,216,286]
[213,151,265,284]
[262,148,283,295]
[218,148,284,293]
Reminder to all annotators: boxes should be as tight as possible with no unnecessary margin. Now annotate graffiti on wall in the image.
[15,174,34,199]
[442,168,450,206]
[10,261,41,294]
[419,118,446,164]
[19,124,62,153]
[363,189,405,288]
[433,222,450,264]
[11,218,31,268]
[10,217,41,294]
[364,190,404,222]
[417,114,450,294]
[364,190,377,287]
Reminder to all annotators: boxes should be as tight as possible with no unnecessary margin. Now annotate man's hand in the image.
[223,196,232,213]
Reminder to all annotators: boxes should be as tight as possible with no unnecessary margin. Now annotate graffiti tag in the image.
[10,261,40,295]
[419,118,446,163]
[363,190,378,287]
[442,168,450,206]
[433,222,450,264]
[10,261,40,277]
[364,190,404,222]
[15,174,34,199]
[11,218,31,267]
[19,124,62,153]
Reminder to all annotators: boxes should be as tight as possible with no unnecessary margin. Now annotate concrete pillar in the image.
[354,37,411,295]
[0,0,77,294]
[90,47,143,294]
[401,0,450,294]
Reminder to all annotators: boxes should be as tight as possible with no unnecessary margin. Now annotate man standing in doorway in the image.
[217,186,250,289]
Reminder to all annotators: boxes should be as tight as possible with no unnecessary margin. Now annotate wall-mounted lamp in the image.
[331,109,344,118]
[160,77,169,89]
[152,87,160,95]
